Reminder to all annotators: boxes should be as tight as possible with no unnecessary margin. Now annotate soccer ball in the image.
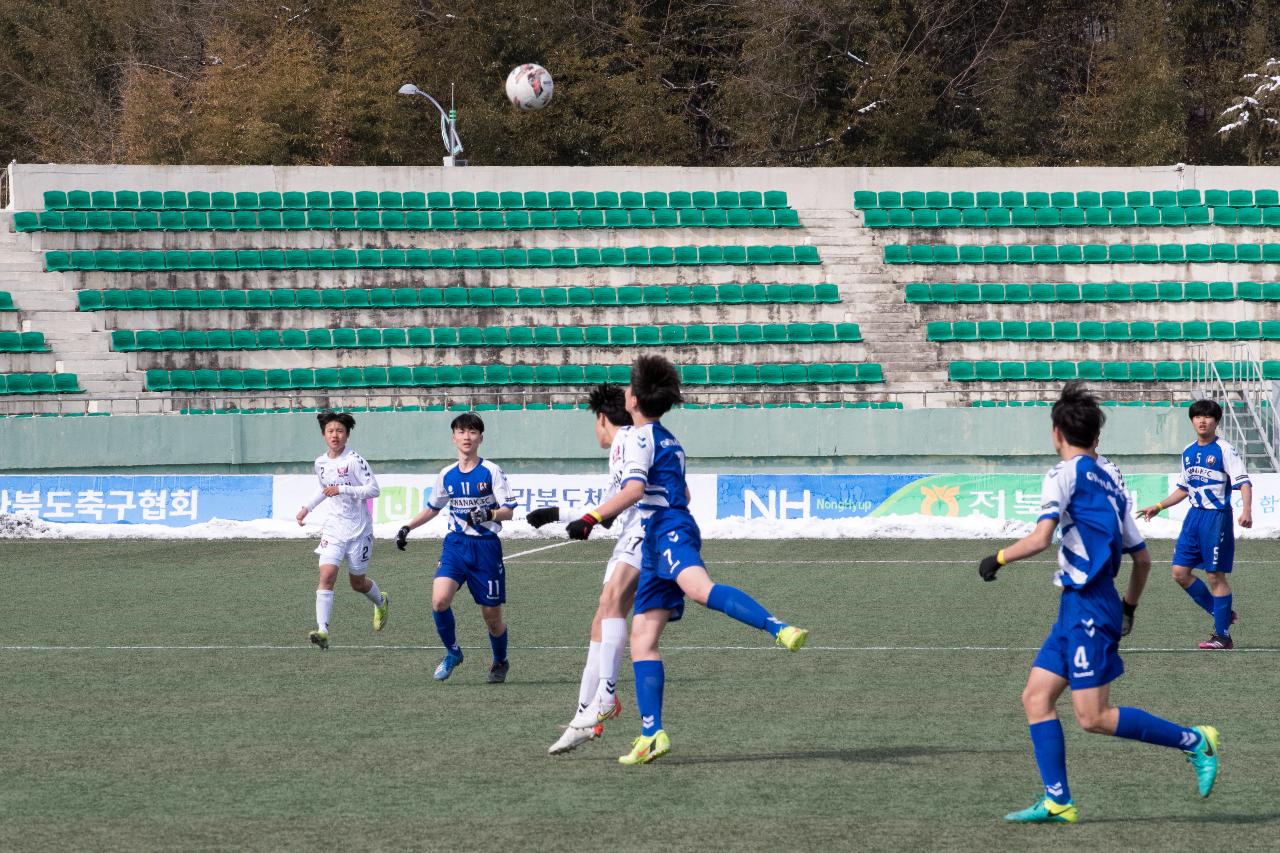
[505,64,554,111]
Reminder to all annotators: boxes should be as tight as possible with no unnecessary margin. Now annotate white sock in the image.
[363,579,383,605]
[595,618,628,711]
[315,589,334,632]
[577,641,602,712]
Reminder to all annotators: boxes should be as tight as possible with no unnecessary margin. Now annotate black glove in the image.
[396,525,410,551]
[468,506,494,527]
[566,513,600,540]
[978,554,1001,582]
[1121,599,1137,637]
[525,507,560,528]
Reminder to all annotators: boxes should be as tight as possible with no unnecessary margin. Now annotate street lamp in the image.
[398,83,466,166]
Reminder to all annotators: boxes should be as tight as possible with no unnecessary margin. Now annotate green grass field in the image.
[2,537,1279,852]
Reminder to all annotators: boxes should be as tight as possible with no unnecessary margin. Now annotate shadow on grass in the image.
[663,744,1014,766]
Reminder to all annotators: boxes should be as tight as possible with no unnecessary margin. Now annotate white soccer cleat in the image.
[549,723,599,755]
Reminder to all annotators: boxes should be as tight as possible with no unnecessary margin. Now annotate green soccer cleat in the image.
[308,629,329,651]
[618,730,671,766]
[1003,797,1078,824]
[373,592,389,632]
[775,625,809,652]
[1185,725,1221,797]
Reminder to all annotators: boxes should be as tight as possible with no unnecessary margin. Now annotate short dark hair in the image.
[629,355,683,418]
[587,383,632,426]
[450,412,485,433]
[317,410,356,433]
[1051,382,1105,448]
[1188,399,1223,422]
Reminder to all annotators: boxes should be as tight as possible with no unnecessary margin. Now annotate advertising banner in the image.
[0,475,272,526]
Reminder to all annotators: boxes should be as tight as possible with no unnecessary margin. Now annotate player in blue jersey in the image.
[397,413,518,683]
[1136,399,1252,650]
[978,383,1220,824]
[563,355,809,765]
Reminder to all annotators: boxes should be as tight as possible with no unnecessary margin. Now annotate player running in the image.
[978,383,1220,824]
[397,413,518,683]
[530,384,640,755]
[1136,399,1251,650]
[295,410,389,650]
[565,355,809,765]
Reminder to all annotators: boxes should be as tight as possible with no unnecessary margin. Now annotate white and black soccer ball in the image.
[505,63,554,111]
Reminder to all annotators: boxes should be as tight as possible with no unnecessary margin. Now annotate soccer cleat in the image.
[373,592,389,632]
[618,730,671,765]
[1198,634,1234,650]
[1185,725,1221,797]
[488,659,510,684]
[775,625,809,652]
[1003,797,1079,824]
[433,648,464,681]
[308,629,329,651]
[596,695,623,725]
[548,712,600,755]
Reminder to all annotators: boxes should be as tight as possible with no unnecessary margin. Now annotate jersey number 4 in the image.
[1073,645,1090,671]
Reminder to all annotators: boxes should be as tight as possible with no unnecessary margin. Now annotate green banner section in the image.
[870,473,1173,521]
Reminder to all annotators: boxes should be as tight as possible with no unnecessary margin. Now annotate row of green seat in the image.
[928,320,1280,343]
[78,283,838,312]
[855,189,1276,210]
[17,206,800,233]
[111,322,862,352]
[904,281,1280,303]
[144,362,885,391]
[0,292,14,311]
[43,189,790,212]
[885,242,1280,265]
[948,360,1280,382]
[0,331,48,352]
[48,244,821,272]
[0,373,83,394]
[971,400,1190,408]
[863,205,1280,228]
[171,400,904,415]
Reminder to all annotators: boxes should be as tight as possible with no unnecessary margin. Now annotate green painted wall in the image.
[0,408,1190,475]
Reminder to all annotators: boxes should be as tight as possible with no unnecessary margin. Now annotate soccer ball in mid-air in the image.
[505,64,554,110]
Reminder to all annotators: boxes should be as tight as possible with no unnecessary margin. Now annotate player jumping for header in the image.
[1136,399,1251,650]
[978,383,1219,824]
[562,355,809,765]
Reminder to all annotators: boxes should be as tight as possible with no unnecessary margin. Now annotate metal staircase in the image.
[1190,344,1279,473]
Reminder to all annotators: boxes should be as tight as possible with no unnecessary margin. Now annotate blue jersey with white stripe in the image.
[428,459,516,537]
[619,421,689,517]
[1038,454,1146,591]
[1177,438,1249,512]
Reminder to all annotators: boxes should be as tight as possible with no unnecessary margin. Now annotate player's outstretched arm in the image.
[1136,488,1187,521]
[977,518,1057,581]
[397,505,441,550]
[568,480,646,540]
[1120,548,1151,636]
[525,507,560,528]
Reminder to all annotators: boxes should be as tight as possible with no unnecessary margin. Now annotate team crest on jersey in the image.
[337,466,349,476]
[479,481,489,492]
[1207,455,1216,465]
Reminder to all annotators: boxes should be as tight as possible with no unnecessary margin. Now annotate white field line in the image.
[3,643,1279,653]
[503,540,578,561]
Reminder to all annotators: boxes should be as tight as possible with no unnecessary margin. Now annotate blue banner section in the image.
[716,474,925,520]
[0,475,273,526]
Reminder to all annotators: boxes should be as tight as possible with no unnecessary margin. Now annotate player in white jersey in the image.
[530,384,642,755]
[1137,399,1252,649]
[295,411,388,650]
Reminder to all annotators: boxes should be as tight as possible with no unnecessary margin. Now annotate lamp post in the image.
[398,83,466,166]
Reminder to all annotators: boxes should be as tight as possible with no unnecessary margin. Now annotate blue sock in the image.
[634,660,665,736]
[432,608,460,653]
[1213,593,1233,637]
[1114,706,1201,751]
[489,628,508,663]
[706,584,783,637]
[1184,578,1214,615]
[1028,719,1071,805]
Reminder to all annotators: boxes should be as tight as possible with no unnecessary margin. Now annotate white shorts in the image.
[604,526,644,584]
[315,533,373,575]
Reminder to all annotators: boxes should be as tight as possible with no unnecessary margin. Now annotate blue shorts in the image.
[1172,507,1235,573]
[632,510,704,622]
[1032,587,1125,690]
[436,532,505,606]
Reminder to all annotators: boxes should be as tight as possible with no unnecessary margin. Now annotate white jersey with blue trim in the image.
[1038,454,1146,590]
[619,421,689,517]
[607,425,642,536]
[305,448,380,542]
[428,458,516,537]
[1177,438,1249,511]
